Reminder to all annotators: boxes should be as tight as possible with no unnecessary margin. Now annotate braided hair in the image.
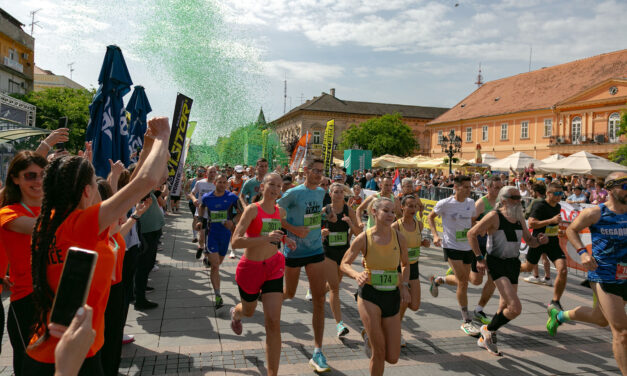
[30,156,95,337]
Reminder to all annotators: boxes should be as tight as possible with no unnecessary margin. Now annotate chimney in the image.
[330,88,335,97]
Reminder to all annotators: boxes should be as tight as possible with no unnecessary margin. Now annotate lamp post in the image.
[441,129,462,175]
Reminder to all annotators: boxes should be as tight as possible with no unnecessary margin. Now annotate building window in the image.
[482,125,488,141]
[466,127,472,142]
[8,49,16,61]
[544,119,552,137]
[437,130,443,145]
[500,123,508,140]
[312,131,321,144]
[572,116,582,143]
[609,112,620,143]
[520,121,529,139]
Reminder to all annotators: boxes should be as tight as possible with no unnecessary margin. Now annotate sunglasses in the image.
[309,168,323,175]
[550,191,564,196]
[22,171,44,181]
[505,195,522,200]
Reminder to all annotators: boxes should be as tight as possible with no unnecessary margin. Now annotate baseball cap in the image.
[234,165,244,173]
[333,175,343,180]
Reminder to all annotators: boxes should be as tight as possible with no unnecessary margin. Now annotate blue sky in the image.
[4,0,626,144]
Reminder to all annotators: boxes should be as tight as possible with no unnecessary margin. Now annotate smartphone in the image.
[56,117,68,151]
[49,247,98,327]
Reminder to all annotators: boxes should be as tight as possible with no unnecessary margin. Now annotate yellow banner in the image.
[322,119,335,176]
[419,199,444,234]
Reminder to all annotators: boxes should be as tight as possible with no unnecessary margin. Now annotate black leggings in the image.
[101,282,125,376]
[8,294,36,376]
[22,351,104,376]
[135,229,162,301]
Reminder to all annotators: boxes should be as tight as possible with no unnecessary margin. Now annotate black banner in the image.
[167,93,193,191]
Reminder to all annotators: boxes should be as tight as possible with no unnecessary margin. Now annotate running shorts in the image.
[285,253,325,268]
[235,252,285,302]
[397,262,419,281]
[443,248,474,265]
[358,284,400,318]
[170,195,180,201]
[189,202,196,216]
[486,255,521,285]
[599,282,627,302]
[526,245,565,264]
[206,231,231,257]
[324,246,349,266]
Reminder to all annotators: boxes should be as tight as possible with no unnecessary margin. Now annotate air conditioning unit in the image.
[595,134,605,143]
[556,136,564,144]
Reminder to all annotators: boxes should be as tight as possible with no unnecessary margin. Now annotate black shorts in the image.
[358,284,400,318]
[444,248,474,264]
[324,246,349,265]
[189,201,196,216]
[599,282,627,302]
[471,248,488,273]
[486,255,521,285]
[397,262,419,281]
[237,277,283,302]
[170,195,180,201]
[285,253,325,268]
[526,244,565,264]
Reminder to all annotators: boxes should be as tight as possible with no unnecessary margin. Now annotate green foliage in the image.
[339,113,418,157]
[609,110,627,166]
[11,88,95,152]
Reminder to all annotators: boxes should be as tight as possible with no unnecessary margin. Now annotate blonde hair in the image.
[368,197,394,225]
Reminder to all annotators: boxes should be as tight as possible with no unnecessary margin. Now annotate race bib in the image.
[328,232,348,246]
[546,225,559,237]
[456,228,469,242]
[617,262,627,280]
[261,218,281,236]
[408,247,420,263]
[304,212,322,229]
[210,210,228,223]
[370,270,398,291]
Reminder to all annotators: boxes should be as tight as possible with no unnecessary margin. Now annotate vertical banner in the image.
[322,119,335,177]
[289,132,310,173]
[167,93,193,195]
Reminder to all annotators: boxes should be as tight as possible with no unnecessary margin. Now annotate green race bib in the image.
[261,218,281,236]
[546,225,559,237]
[304,212,322,229]
[211,210,228,223]
[370,270,398,291]
[328,232,348,246]
[408,247,420,263]
[456,228,469,242]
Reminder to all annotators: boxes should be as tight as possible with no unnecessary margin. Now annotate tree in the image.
[11,88,95,152]
[339,113,418,157]
[609,110,627,166]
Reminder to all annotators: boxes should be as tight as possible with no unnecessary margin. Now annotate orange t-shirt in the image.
[0,203,40,301]
[229,178,243,195]
[111,232,126,285]
[27,203,114,363]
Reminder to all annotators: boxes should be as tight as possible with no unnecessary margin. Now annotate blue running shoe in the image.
[309,351,330,373]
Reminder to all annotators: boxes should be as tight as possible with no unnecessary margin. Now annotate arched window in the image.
[571,116,582,143]
[609,112,620,143]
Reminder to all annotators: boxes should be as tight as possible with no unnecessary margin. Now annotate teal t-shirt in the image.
[139,192,165,233]
[277,184,325,259]
[241,177,261,204]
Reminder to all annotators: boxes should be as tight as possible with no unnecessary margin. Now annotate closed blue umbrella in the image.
[126,85,152,162]
[86,45,133,177]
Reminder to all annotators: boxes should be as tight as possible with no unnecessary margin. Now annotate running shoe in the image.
[547,300,564,313]
[400,334,407,348]
[473,310,492,325]
[336,321,349,338]
[477,325,501,356]
[429,275,439,298]
[192,237,198,243]
[196,247,203,259]
[546,308,561,337]
[122,334,135,345]
[215,295,224,309]
[305,289,312,301]
[446,267,454,276]
[461,321,480,337]
[151,265,159,272]
[361,329,372,358]
[230,307,242,335]
[542,278,553,286]
[229,250,236,259]
[309,352,331,373]
[523,275,543,284]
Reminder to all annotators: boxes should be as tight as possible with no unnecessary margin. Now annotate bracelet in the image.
[40,140,51,150]
[577,247,587,255]
[401,282,410,288]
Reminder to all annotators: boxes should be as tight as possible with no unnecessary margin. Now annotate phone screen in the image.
[50,248,98,327]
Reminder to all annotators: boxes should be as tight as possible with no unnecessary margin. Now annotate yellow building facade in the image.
[0,9,34,95]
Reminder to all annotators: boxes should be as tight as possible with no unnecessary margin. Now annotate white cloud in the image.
[263,60,345,82]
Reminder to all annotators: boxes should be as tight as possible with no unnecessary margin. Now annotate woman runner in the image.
[230,173,296,376]
[341,197,410,376]
[322,182,361,338]
[391,195,430,346]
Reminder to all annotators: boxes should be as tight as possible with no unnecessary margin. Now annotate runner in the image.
[229,173,296,376]
[396,178,424,218]
[240,158,269,208]
[185,167,204,243]
[391,194,430,346]
[357,176,401,230]
[278,158,331,373]
[197,175,239,309]
[547,172,626,374]
[427,175,480,336]
[321,182,361,338]
[341,197,411,376]
[189,166,216,259]
[228,165,245,196]
[468,186,548,356]
[523,183,552,286]
[520,182,567,311]
[348,183,364,211]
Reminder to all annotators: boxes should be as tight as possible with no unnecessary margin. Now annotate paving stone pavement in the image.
[0,211,621,375]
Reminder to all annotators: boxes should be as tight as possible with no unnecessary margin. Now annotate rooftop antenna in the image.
[300,93,304,104]
[528,45,532,72]
[29,9,42,36]
[68,62,75,80]
[283,73,287,113]
[475,62,484,88]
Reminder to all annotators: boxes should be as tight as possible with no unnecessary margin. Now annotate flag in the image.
[322,119,335,177]
[289,132,310,173]
[85,45,133,177]
[167,93,193,194]
[126,85,152,162]
[392,169,401,193]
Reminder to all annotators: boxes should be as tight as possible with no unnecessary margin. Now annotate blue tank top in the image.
[587,204,627,284]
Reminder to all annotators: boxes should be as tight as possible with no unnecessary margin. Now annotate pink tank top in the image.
[246,202,282,237]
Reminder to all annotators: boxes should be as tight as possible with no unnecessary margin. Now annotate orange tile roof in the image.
[429,49,627,125]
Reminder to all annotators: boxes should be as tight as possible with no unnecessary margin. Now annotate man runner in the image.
[189,166,217,259]
[356,176,401,230]
[240,158,269,208]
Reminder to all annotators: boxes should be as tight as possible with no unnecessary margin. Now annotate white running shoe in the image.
[461,321,481,337]
[477,325,501,356]
[542,278,553,286]
[229,250,236,259]
[523,275,542,284]
[305,289,312,301]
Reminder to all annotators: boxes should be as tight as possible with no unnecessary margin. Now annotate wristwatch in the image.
[475,254,485,261]
[131,214,141,220]
[401,282,410,288]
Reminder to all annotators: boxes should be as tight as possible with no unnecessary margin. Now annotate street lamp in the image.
[441,129,462,175]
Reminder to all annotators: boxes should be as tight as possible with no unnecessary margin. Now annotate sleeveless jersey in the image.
[396,217,421,264]
[477,195,494,221]
[364,228,401,290]
[366,193,395,229]
[246,202,282,238]
[486,211,523,259]
[588,203,627,284]
[323,204,350,251]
